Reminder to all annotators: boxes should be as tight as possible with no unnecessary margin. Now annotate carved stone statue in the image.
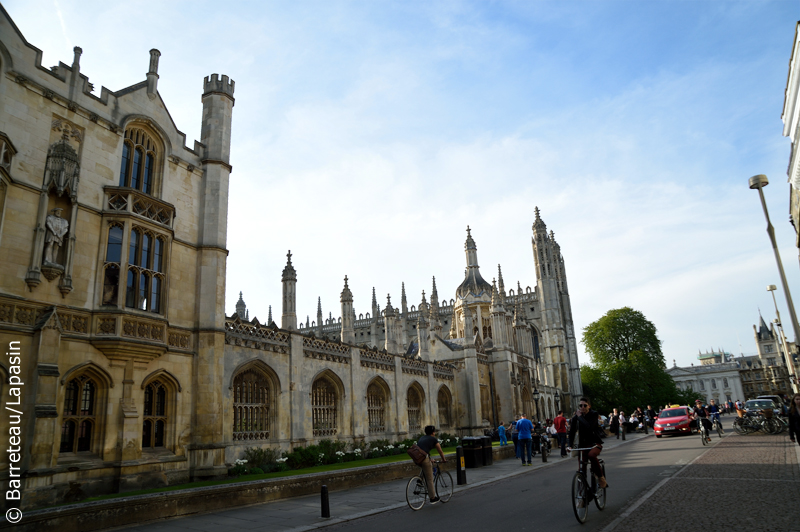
[43,208,69,266]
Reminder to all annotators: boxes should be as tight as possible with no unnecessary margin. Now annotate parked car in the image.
[744,399,781,415]
[654,406,695,438]
[756,395,788,415]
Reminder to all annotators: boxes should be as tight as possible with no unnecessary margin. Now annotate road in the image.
[322,430,719,531]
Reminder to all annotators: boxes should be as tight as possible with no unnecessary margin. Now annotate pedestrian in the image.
[610,408,620,439]
[619,411,628,434]
[511,415,520,459]
[516,413,534,465]
[498,421,508,446]
[646,405,657,428]
[554,410,568,457]
[789,393,800,447]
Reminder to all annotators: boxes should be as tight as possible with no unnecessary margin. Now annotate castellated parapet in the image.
[203,73,235,100]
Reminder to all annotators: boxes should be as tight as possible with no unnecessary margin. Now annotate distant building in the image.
[735,315,796,398]
[667,351,744,405]
[782,20,800,257]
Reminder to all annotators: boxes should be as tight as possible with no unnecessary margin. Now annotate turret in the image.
[235,291,248,320]
[417,290,430,360]
[430,276,441,335]
[268,305,273,326]
[491,279,507,348]
[384,294,397,353]
[370,287,379,348]
[281,251,297,330]
[340,276,355,344]
[401,282,409,346]
[498,264,506,302]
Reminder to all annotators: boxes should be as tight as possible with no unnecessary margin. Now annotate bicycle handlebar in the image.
[567,445,599,451]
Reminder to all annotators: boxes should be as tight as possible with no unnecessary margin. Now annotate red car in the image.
[654,406,695,438]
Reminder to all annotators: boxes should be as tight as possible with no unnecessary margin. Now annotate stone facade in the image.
[667,353,745,405]
[736,316,796,398]
[0,6,580,510]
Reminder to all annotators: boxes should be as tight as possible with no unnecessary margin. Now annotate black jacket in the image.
[789,409,800,441]
[568,410,604,449]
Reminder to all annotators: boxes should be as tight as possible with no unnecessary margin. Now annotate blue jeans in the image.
[519,438,532,464]
[499,433,508,446]
[557,433,567,456]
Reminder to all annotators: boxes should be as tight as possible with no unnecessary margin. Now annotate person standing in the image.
[789,393,800,447]
[609,408,620,439]
[498,421,508,446]
[516,413,534,465]
[554,410,568,457]
[646,405,657,428]
[511,415,520,459]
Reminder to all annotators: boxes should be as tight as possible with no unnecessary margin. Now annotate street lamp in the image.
[532,388,541,421]
[749,175,800,391]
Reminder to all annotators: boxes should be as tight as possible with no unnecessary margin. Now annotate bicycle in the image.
[697,417,711,446]
[568,446,606,524]
[405,460,453,510]
[710,413,724,438]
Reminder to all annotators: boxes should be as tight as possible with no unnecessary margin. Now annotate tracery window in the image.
[119,128,157,194]
[233,369,270,441]
[125,227,165,312]
[143,381,167,448]
[407,387,422,433]
[59,376,95,453]
[367,382,386,433]
[102,224,123,305]
[437,388,451,429]
[312,378,337,437]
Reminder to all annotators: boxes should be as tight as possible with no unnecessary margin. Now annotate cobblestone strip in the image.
[603,432,800,532]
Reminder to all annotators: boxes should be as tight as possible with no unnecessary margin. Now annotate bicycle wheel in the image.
[406,476,426,511]
[700,426,708,445]
[716,421,724,438]
[436,471,453,503]
[733,418,744,434]
[572,472,589,524]
[594,481,606,510]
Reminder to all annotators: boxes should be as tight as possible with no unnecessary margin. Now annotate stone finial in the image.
[72,47,82,69]
[146,49,161,100]
[268,305,273,325]
[282,250,297,280]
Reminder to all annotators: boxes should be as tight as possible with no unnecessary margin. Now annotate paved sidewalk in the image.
[116,433,650,532]
[603,431,800,532]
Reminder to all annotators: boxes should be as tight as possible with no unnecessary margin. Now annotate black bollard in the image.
[541,437,547,463]
[621,425,626,440]
[644,420,649,434]
[456,445,467,485]
[321,485,330,518]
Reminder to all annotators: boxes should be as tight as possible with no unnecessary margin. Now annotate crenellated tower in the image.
[281,251,297,330]
[340,276,355,344]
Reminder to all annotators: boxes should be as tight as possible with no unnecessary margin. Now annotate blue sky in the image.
[7,0,800,368]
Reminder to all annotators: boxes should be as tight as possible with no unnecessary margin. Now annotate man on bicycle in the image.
[693,399,712,442]
[567,397,607,489]
[707,399,721,425]
[417,425,447,503]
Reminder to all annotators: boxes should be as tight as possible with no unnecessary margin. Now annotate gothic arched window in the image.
[312,378,337,437]
[233,368,271,440]
[437,387,451,430]
[119,128,158,195]
[59,376,95,453]
[367,382,386,433]
[143,381,167,448]
[407,386,422,433]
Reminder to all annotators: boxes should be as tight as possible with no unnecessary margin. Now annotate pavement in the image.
[600,430,800,532]
[114,431,652,532]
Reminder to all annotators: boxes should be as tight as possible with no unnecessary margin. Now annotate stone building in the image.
[0,6,580,510]
[736,315,796,398]
[667,350,745,405]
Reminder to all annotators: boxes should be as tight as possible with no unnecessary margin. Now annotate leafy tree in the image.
[581,307,695,414]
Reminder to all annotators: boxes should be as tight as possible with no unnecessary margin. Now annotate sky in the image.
[6,0,800,368]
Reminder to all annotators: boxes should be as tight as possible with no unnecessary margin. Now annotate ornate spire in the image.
[498,265,506,295]
[457,226,491,298]
[385,293,393,313]
[235,291,247,319]
[340,275,353,302]
[431,276,439,302]
[491,279,499,306]
[281,250,296,280]
[401,282,407,306]
[317,297,322,315]
[268,305,273,325]
[532,206,547,234]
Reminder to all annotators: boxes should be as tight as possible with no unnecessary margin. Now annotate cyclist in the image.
[693,399,712,442]
[416,425,447,503]
[567,397,607,489]
[707,399,721,426]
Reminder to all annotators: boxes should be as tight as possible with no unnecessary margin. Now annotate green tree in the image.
[581,307,694,413]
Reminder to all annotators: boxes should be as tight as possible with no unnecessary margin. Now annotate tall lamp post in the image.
[749,175,800,389]
[767,284,799,393]
[532,388,541,422]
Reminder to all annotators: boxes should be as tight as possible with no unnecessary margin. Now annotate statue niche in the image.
[25,118,82,294]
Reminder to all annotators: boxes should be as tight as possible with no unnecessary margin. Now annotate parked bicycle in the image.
[568,446,606,524]
[405,460,453,510]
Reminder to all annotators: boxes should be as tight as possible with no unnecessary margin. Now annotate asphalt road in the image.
[321,428,722,532]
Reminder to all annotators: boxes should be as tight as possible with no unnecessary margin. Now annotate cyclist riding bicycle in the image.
[707,399,721,424]
[416,425,447,503]
[693,399,712,442]
[567,396,607,489]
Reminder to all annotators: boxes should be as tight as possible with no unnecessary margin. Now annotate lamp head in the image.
[767,284,777,292]
[749,174,769,189]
